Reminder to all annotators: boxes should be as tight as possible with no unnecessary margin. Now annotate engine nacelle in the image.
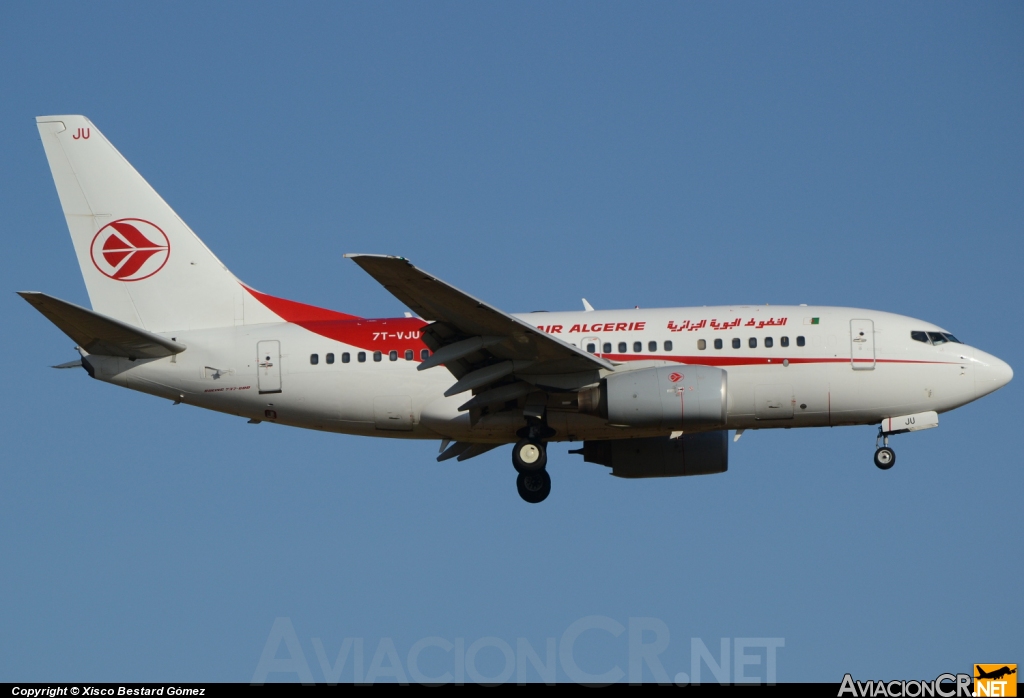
[579,365,727,430]
[575,431,728,478]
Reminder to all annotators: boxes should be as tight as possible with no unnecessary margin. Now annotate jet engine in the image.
[573,430,729,478]
[578,365,727,430]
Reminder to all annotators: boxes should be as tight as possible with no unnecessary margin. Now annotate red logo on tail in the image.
[90,219,170,281]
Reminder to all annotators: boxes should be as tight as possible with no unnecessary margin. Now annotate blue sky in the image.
[1,2,1021,683]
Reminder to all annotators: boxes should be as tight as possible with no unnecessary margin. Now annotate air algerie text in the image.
[534,322,647,334]
[533,317,792,334]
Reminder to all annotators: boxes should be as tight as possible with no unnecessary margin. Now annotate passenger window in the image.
[927,332,948,345]
[603,342,612,353]
[310,353,319,365]
[618,342,627,353]
[714,338,723,350]
[326,353,335,364]
[780,336,789,347]
[586,342,597,353]
[633,341,642,353]
[358,352,366,362]
[389,350,398,361]
[664,341,673,351]
[764,337,773,348]
[732,338,741,349]
[420,349,430,360]
[749,337,757,348]
[647,341,656,352]
[373,351,382,362]
[796,336,805,347]
[911,331,929,344]
[342,352,350,363]
[697,339,706,350]
[405,349,414,361]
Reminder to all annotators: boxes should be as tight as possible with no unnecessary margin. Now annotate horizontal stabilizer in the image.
[19,292,185,359]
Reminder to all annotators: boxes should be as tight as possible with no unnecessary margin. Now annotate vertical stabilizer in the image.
[36,115,250,332]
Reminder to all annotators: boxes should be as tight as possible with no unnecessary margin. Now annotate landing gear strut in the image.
[874,427,896,470]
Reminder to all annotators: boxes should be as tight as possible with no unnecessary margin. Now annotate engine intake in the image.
[578,365,727,430]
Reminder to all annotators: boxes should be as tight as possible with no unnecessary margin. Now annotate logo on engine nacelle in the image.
[669,372,683,383]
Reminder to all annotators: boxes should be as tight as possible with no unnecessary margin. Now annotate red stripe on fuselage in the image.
[244,286,430,353]
[244,285,362,322]
[599,353,954,366]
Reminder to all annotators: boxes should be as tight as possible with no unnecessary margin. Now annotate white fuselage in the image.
[81,304,1010,444]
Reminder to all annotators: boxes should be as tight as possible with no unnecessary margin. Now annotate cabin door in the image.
[850,319,876,370]
[257,340,282,393]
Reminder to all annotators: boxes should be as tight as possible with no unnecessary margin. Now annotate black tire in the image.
[517,470,551,504]
[512,439,547,473]
[874,446,896,470]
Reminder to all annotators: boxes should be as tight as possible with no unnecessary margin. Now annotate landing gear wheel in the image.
[512,439,547,473]
[874,447,896,470]
[517,469,551,504]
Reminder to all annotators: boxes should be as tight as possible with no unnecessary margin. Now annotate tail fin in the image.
[36,115,254,332]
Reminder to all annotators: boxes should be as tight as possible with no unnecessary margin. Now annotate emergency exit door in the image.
[850,320,875,370]
[257,340,282,393]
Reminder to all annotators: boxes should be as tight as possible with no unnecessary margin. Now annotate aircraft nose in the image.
[974,350,1013,396]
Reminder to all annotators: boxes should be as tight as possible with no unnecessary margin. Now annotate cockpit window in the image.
[914,330,964,346]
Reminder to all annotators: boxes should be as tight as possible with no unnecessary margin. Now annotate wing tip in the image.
[17,291,43,304]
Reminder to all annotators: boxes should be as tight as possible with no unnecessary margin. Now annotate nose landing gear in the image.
[874,427,896,470]
[873,446,896,470]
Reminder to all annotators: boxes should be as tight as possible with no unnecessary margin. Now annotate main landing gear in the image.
[513,439,547,472]
[513,439,550,503]
[513,422,554,503]
[516,468,551,504]
[874,427,896,470]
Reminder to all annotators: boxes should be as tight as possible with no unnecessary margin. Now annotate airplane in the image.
[975,666,1016,681]
[21,115,1013,503]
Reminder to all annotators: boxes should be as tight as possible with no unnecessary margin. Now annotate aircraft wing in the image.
[19,292,186,359]
[346,255,613,396]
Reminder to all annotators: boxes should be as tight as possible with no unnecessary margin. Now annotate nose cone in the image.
[974,350,1013,397]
